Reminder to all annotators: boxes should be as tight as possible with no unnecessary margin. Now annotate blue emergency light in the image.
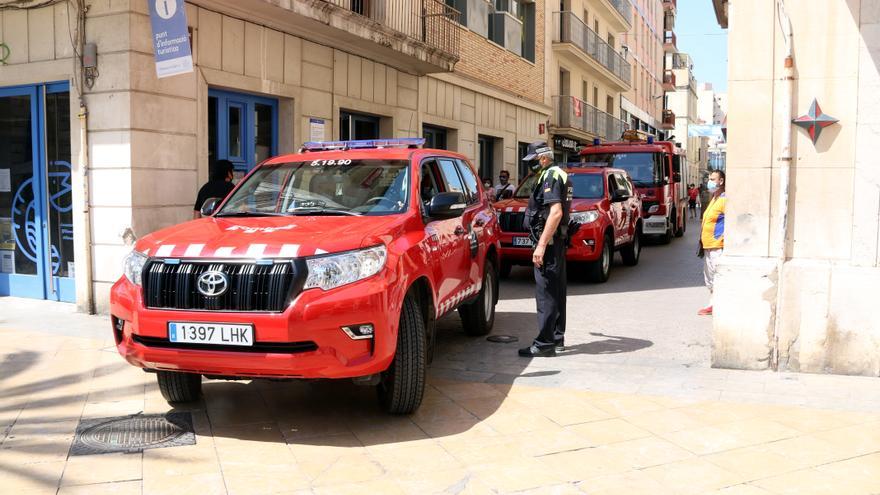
[647,136,655,144]
[301,138,426,152]
[592,138,601,145]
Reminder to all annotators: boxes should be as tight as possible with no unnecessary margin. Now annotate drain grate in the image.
[70,412,195,456]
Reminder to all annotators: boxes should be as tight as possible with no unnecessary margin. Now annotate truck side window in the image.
[454,159,480,204]
[438,158,467,200]
[420,161,441,206]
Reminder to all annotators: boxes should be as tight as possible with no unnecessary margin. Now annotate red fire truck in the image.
[578,131,688,243]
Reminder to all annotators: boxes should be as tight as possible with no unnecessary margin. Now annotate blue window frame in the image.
[208,89,278,173]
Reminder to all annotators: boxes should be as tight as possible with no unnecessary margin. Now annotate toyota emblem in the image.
[197,270,229,297]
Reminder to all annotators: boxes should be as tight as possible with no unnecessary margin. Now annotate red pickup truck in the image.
[494,165,642,282]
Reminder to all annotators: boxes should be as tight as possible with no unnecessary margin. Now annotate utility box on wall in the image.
[465,0,493,38]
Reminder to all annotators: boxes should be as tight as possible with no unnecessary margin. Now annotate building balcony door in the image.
[340,111,381,140]
[208,89,278,174]
[0,82,74,302]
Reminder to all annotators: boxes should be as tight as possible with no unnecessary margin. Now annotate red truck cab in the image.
[494,165,642,283]
[109,139,500,414]
[579,133,688,243]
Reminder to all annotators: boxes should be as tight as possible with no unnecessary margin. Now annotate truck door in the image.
[436,158,473,300]
[607,173,625,247]
[420,159,460,314]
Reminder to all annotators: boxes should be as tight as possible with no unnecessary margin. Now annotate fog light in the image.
[584,239,595,246]
[111,316,125,344]
[341,324,374,340]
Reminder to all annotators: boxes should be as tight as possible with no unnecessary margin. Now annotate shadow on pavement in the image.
[557,332,653,356]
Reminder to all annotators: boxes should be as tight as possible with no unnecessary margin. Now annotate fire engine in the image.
[579,130,689,243]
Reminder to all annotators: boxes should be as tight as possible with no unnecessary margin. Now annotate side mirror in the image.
[428,192,467,219]
[200,197,222,217]
[611,188,630,202]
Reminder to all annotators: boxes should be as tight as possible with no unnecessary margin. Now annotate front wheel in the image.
[498,261,512,279]
[587,234,612,283]
[156,371,202,403]
[378,293,426,414]
[459,260,497,336]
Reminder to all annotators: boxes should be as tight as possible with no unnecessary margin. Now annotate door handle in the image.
[454,225,466,236]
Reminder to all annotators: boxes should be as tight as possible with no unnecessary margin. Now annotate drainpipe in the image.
[79,100,95,315]
[771,0,794,370]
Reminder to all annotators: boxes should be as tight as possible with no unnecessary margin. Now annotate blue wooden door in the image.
[208,89,278,173]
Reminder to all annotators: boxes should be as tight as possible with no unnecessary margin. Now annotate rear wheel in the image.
[587,233,612,283]
[156,371,202,403]
[459,260,497,336]
[620,224,641,266]
[498,261,512,279]
[378,293,426,414]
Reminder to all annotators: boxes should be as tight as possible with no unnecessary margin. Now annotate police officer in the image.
[519,141,573,357]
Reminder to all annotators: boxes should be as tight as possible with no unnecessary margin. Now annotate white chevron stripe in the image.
[315,248,328,255]
[183,244,204,257]
[155,245,174,257]
[214,246,235,257]
[278,244,299,257]
[246,244,267,258]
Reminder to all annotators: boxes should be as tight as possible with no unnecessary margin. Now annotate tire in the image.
[459,261,497,336]
[498,261,512,279]
[620,224,641,266]
[378,293,427,414]
[587,233,612,283]
[674,208,685,237]
[156,371,202,403]
[660,215,674,244]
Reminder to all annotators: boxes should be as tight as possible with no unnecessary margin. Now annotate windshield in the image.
[513,171,604,199]
[571,174,605,199]
[581,152,665,187]
[216,159,410,217]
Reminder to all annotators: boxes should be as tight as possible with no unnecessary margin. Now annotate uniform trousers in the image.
[533,238,567,346]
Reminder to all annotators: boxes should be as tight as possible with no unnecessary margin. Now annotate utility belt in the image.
[525,209,579,246]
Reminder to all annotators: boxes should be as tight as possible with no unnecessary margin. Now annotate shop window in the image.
[208,89,278,173]
[341,111,381,140]
[423,125,448,150]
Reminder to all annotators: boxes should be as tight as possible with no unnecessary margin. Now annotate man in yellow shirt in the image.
[699,170,726,316]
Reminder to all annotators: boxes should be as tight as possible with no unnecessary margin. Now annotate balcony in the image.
[662,69,676,91]
[663,30,677,52]
[663,0,676,11]
[603,0,633,30]
[671,52,692,69]
[205,0,461,74]
[661,109,675,130]
[553,11,632,90]
[552,95,628,141]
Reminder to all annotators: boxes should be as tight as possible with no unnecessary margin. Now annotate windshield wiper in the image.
[214,211,288,218]
[287,208,361,216]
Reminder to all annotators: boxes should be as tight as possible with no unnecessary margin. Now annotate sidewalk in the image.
[1,297,879,494]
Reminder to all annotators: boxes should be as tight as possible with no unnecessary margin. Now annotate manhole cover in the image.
[487,335,519,343]
[70,413,195,456]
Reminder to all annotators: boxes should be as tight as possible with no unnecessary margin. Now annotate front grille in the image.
[499,212,528,233]
[132,334,318,354]
[143,259,303,312]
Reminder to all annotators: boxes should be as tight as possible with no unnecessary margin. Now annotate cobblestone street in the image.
[1,216,879,494]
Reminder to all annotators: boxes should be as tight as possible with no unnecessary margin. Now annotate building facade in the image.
[547,0,631,164]
[620,0,665,138]
[0,0,550,313]
[697,82,727,171]
[665,52,704,185]
[712,0,880,376]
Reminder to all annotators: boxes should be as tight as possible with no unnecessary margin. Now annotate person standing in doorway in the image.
[493,169,515,200]
[519,141,573,357]
[193,159,236,219]
[698,170,726,316]
[687,183,699,219]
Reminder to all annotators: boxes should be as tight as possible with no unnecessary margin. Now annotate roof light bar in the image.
[300,138,426,152]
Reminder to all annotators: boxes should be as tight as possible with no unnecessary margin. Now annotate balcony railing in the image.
[663,0,676,10]
[671,52,692,70]
[607,0,632,25]
[322,0,461,58]
[553,11,631,86]
[662,69,676,89]
[553,95,628,141]
[661,109,675,129]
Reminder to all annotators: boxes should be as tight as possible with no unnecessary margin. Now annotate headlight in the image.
[648,205,660,214]
[571,210,600,224]
[122,250,148,286]
[304,245,387,291]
